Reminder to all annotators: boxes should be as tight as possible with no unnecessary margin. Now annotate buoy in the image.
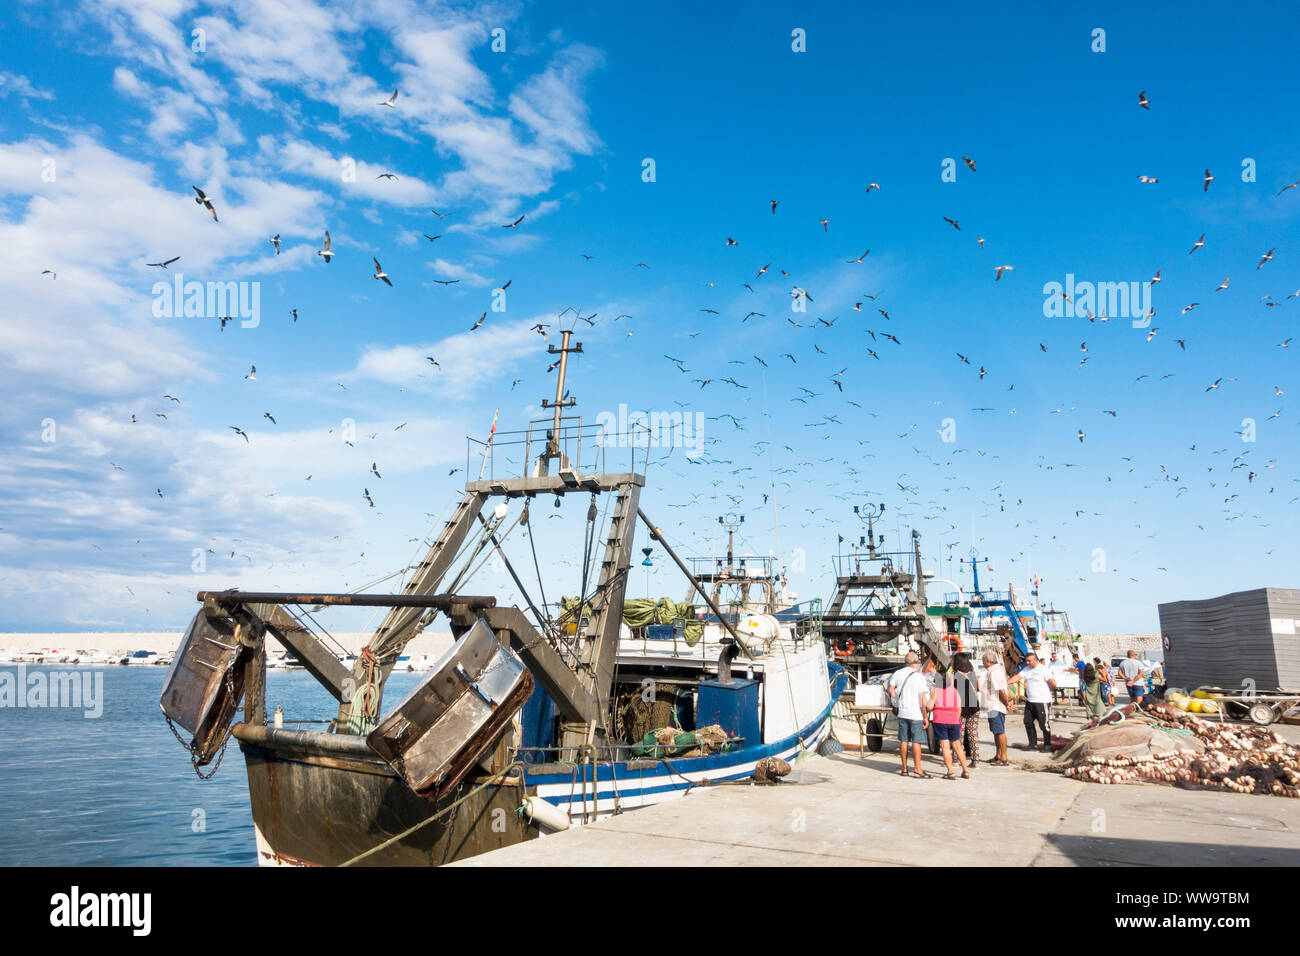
[521,796,571,832]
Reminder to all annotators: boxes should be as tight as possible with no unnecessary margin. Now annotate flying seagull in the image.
[372,258,392,286]
[317,231,333,263]
[229,426,250,443]
[192,186,218,221]
[270,234,280,254]
[146,256,180,269]
[378,89,398,108]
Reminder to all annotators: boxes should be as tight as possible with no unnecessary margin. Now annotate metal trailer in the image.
[841,702,941,756]
[1199,690,1300,727]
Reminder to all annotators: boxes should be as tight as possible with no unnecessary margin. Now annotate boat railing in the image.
[623,619,811,662]
[509,738,747,767]
[466,417,652,481]
[832,548,916,579]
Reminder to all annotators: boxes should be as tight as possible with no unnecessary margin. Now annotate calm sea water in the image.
[0,665,422,866]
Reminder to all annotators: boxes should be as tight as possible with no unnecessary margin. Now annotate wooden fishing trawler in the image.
[160,331,844,866]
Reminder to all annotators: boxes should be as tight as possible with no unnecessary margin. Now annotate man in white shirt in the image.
[980,650,1012,765]
[888,651,932,778]
[1008,652,1056,751]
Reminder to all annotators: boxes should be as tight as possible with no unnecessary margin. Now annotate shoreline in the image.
[0,631,457,658]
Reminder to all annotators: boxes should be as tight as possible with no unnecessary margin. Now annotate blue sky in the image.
[0,1,1296,634]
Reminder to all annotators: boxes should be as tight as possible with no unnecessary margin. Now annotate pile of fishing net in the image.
[1055,700,1300,797]
[559,596,705,646]
[621,597,705,646]
[630,723,734,759]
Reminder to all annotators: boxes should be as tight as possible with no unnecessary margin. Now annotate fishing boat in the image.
[820,504,953,685]
[160,332,845,866]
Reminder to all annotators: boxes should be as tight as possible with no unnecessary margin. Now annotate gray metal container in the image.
[1158,587,1300,690]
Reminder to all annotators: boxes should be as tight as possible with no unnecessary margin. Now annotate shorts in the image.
[987,711,1006,735]
[897,718,925,743]
[1127,683,1145,699]
[933,722,961,742]
[1100,682,1112,700]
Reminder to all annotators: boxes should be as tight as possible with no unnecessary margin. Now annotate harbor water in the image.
[0,664,422,866]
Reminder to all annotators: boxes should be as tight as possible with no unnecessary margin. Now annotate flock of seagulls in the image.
[47,72,1292,617]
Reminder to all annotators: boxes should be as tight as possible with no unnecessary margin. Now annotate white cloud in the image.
[0,71,55,101]
[352,318,545,395]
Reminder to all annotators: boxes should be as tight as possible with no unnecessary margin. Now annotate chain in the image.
[163,662,238,780]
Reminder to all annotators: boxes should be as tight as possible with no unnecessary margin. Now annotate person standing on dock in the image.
[928,670,973,778]
[1082,664,1109,724]
[1009,652,1055,751]
[980,651,1012,765]
[1093,657,1114,707]
[1118,649,1146,704]
[888,651,932,778]
[953,653,981,767]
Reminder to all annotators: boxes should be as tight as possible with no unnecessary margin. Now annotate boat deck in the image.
[453,712,1300,867]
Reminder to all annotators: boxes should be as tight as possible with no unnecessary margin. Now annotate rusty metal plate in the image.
[367,618,533,799]
[159,608,247,763]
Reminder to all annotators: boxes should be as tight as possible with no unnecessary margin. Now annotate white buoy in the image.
[521,796,570,832]
[273,705,283,728]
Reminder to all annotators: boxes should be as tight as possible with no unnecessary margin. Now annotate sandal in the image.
[898,769,909,776]
[943,772,955,780]
[961,771,971,778]
[911,771,933,779]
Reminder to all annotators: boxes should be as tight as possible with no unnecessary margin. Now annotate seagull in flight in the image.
[146,256,179,269]
[503,214,525,228]
[317,231,333,263]
[191,186,218,221]
[378,89,398,108]
[229,426,250,443]
[270,234,280,254]
[372,258,392,286]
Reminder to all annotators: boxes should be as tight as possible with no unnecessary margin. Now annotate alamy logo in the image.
[0,665,103,718]
[49,886,151,936]
[1042,274,1152,327]
[152,272,260,327]
[595,404,705,459]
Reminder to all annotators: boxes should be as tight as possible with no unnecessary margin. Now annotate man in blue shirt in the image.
[1074,653,1088,703]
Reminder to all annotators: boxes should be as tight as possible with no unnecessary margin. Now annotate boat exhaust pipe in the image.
[717,640,740,684]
